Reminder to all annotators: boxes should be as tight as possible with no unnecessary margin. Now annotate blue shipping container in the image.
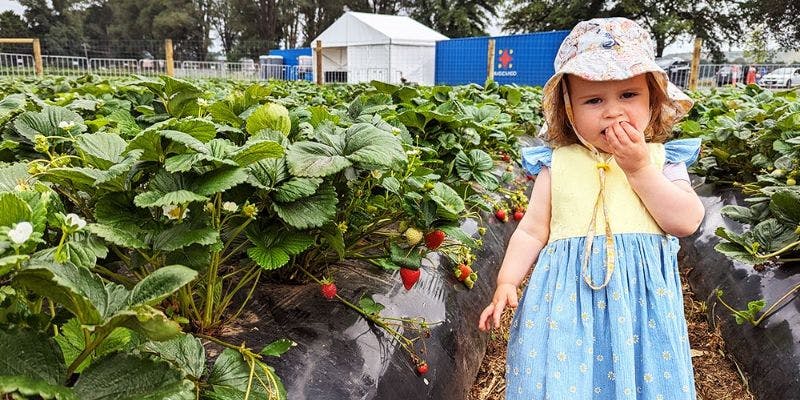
[267,48,313,81]
[435,31,570,86]
[268,48,312,66]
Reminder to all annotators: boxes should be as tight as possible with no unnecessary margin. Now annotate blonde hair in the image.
[544,72,674,147]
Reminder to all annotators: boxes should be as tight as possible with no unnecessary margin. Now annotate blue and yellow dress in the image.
[506,139,701,400]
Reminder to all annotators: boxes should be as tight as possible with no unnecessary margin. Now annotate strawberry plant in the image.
[0,74,541,391]
[676,85,800,328]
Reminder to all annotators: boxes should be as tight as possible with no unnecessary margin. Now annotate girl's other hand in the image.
[478,283,519,331]
[607,120,649,174]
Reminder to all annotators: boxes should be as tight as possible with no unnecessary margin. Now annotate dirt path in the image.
[468,264,754,400]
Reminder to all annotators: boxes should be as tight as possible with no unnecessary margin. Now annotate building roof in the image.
[312,12,449,47]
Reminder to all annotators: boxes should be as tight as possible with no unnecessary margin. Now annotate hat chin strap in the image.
[561,79,615,291]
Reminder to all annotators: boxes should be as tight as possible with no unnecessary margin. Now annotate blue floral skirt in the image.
[506,233,696,400]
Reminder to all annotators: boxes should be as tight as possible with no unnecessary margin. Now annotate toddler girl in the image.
[478,17,705,399]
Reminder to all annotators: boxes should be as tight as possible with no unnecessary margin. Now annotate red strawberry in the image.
[495,209,507,222]
[400,267,421,290]
[416,361,429,375]
[455,264,473,282]
[526,174,534,181]
[514,211,524,221]
[424,230,446,250]
[320,280,337,300]
[501,153,510,162]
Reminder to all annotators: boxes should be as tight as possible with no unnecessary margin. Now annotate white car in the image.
[759,67,800,88]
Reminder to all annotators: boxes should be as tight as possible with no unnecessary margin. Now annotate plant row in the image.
[0,75,540,399]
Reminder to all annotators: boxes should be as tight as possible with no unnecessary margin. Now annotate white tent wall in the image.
[311,12,448,85]
[346,44,391,83]
[313,47,347,83]
[389,44,437,85]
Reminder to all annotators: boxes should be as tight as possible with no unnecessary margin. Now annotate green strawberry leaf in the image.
[246,227,314,270]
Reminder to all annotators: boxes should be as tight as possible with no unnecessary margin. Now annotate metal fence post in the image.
[689,37,702,91]
[165,39,174,77]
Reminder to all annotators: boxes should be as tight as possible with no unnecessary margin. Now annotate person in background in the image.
[746,65,757,85]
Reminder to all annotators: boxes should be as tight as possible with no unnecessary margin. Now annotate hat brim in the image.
[542,49,693,127]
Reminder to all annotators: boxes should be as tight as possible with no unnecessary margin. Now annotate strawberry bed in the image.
[676,85,800,399]
[0,75,539,399]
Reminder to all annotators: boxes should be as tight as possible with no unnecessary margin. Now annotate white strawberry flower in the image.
[64,213,86,230]
[58,121,75,130]
[197,98,210,107]
[162,205,189,220]
[222,201,239,213]
[8,221,33,244]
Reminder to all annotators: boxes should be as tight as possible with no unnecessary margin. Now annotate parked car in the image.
[715,65,743,86]
[758,67,800,88]
[656,57,690,88]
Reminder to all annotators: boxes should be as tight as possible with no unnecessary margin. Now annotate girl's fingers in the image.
[493,301,506,328]
[605,124,621,150]
[612,122,631,146]
[478,304,495,331]
[509,292,519,308]
[620,121,643,142]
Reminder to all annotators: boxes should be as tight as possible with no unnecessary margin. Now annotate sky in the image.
[0,0,697,55]
[0,0,23,15]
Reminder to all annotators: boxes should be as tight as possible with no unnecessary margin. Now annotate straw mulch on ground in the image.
[468,263,755,400]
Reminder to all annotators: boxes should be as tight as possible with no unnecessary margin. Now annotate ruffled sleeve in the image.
[664,138,701,167]
[521,146,553,176]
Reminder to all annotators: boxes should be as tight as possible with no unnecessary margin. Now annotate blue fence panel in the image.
[435,30,569,86]
[435,37,489,86]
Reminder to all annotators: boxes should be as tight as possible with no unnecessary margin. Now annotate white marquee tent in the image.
[311,12,448,85]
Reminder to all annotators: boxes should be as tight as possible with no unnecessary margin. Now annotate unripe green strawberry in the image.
[464,275,476,289]
[771,168,786,178]
[795,225,800,235]
[398,220,409,234]
[405,227,423,246]
[423,182,435,191]
[478,227,487,236]
[788,178,797,186]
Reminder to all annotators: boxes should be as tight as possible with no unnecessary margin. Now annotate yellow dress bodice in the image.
[548,143,666,243]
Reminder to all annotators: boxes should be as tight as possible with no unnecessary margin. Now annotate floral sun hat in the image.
[542,17,693,135]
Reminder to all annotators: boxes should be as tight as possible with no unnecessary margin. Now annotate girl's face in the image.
[566,74,651,153]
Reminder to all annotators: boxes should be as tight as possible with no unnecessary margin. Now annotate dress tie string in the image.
[562,80,616,290]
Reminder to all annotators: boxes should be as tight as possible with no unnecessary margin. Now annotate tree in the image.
[503,0,606,33]
[0,11,31,38]
[107,0,207,59]
[19,0,55,37]
[409,0,502,38]
[743,0,800,50]
[502,0,744,61]
[742,23,776,63]
[209,0,239,56]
